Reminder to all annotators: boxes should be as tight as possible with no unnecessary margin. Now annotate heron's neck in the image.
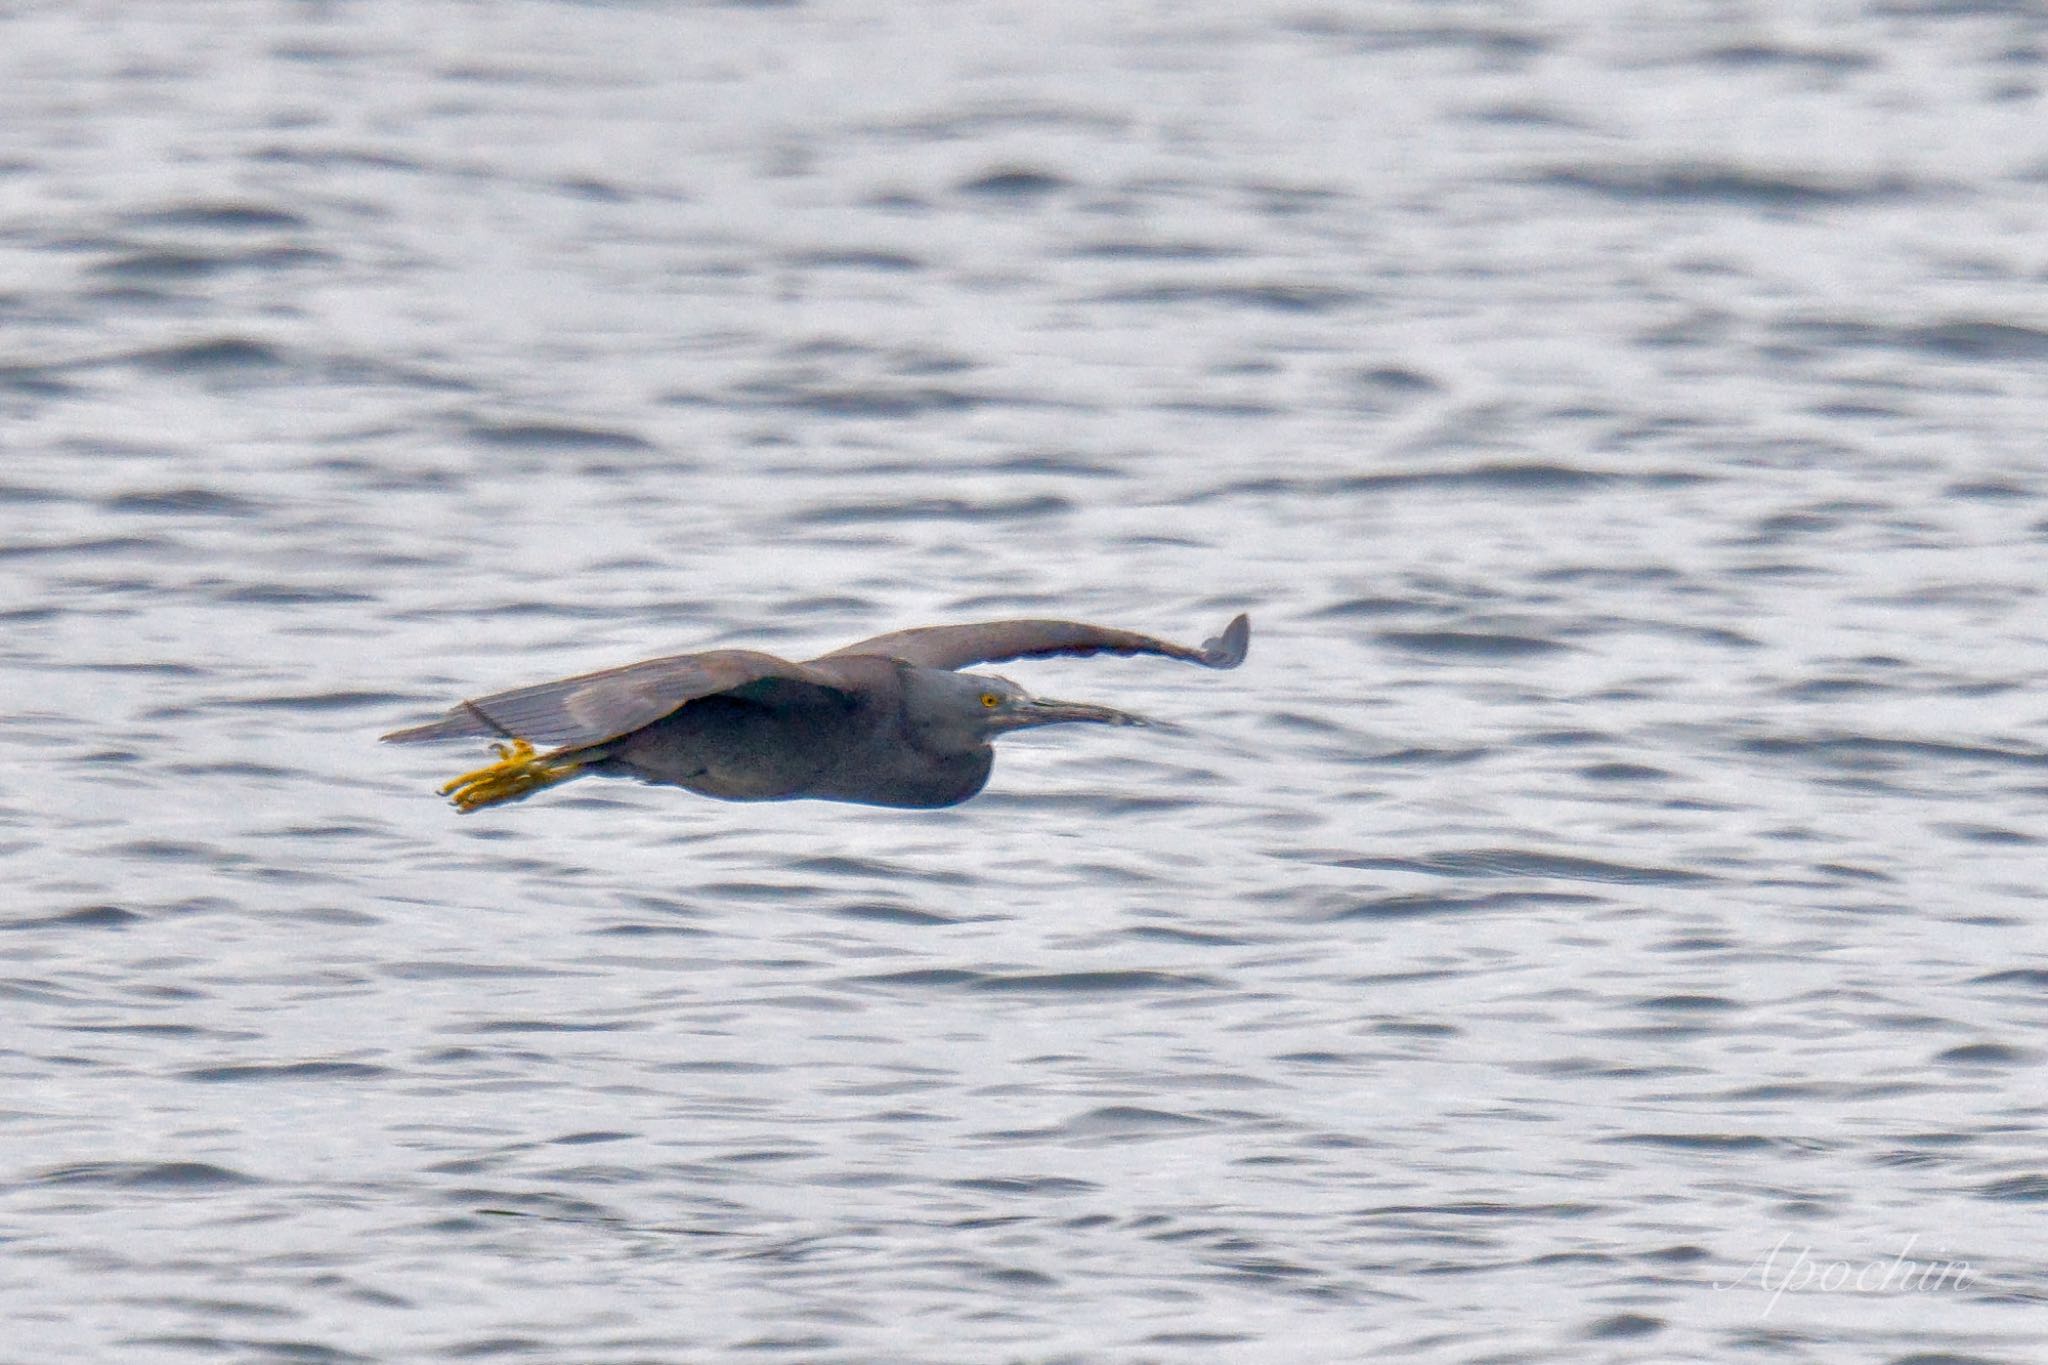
[898,666,991,756]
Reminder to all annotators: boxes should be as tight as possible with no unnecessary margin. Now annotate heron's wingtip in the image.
[380,714,478,744]
[381,701,509,744]
[1200,613,1250,668]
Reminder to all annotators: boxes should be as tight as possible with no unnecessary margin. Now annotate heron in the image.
[382,614,1249,812]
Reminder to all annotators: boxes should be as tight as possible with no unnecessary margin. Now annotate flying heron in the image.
[382,614,1250,812]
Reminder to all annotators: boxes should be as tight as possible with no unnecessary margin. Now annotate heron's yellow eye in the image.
[979,692,1002,708]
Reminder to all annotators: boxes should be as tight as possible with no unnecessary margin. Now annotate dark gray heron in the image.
[382,614,1249,812]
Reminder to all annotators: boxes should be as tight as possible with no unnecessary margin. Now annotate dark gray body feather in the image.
[593,658,993,808]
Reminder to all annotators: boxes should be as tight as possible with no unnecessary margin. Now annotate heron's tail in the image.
[437,739,587,813]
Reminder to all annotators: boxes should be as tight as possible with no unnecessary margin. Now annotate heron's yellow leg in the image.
[438,739,585,813]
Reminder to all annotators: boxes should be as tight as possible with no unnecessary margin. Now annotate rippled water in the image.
[5,2,2047,1361]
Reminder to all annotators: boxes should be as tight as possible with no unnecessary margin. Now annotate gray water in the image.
[4,2,2046,1361]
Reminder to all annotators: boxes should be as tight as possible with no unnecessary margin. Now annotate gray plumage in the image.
[382,614,1249,812]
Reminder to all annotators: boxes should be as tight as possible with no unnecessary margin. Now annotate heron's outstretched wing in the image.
[823,613,1249,672]
[380,649,851,749]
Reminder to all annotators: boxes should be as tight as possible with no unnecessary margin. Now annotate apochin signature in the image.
[1716,1235,1976,1317]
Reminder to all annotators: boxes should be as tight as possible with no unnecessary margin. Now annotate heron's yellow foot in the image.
[439,738,584,813]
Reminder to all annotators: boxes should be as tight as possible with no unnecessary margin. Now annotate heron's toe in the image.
[438,739,581,813]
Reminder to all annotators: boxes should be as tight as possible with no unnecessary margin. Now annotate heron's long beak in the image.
[999,696,1148,730]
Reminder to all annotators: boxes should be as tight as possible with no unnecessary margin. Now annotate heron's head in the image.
[968,673,1146,734]
[905,669,1146,751]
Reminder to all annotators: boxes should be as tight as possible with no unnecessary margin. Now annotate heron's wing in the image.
[380,649,851,748]
[822,613,1249,672]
